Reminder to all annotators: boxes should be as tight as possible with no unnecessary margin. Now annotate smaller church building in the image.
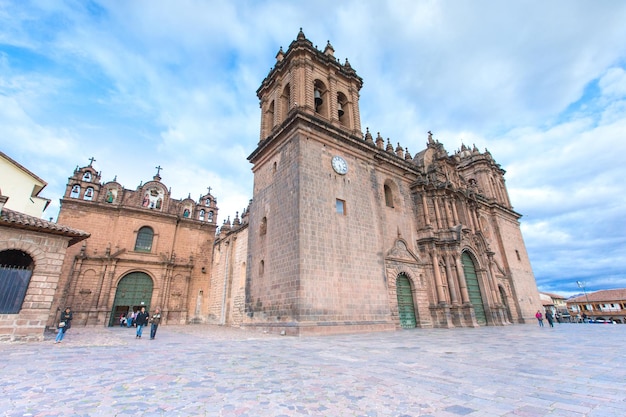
[51,162,219,328]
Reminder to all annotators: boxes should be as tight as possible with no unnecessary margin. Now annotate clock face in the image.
[331,156,348,175]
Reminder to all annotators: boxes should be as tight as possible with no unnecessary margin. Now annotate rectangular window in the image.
[336,199,346,215]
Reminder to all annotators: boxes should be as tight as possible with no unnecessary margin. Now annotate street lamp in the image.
[577,281,591,320]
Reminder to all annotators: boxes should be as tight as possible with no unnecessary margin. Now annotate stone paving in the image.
[0,322,624,417]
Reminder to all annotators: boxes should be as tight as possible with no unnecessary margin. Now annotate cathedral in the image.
[50,30,541,335]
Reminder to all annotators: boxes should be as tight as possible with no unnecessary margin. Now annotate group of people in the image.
[133,307,161,339]
[535,310,556,327]
[55,306,162,343]
[120,307,161,339]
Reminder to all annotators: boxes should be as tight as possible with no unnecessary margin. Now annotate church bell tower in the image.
[245,29,396,335]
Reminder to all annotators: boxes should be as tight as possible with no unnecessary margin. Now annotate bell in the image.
[338,102,344,118]
[314,89,323,108]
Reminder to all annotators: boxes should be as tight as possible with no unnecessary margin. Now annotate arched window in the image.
[313,80,328,118]
[281,83,291,120]
[0,250,34,314]
[337,92,348,126]
[84,187,94,201]
[384,184,394,208]
[134,227,154,252]
[82,172,92,182]
[70,185,80,198]
[199,210,205,221]
[266,100,275,132]
[208,211,214,222]
[260,216,267,235]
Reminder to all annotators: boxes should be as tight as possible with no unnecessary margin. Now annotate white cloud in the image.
[2,0,626,295]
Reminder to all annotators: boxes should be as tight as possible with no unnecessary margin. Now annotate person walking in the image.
[126,309,135,328]
[54,307,73,343]
[135,306,149,339]
[545,310,555,327]
[149,308,162,340]
[535,310,544,327]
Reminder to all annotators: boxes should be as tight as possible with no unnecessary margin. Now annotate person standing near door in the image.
[135,306,149,338]
[55,307,73,343]
[149,308,162,340]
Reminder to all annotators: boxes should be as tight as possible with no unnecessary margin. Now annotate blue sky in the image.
[1,1,625,297]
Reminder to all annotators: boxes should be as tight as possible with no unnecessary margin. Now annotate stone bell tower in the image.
[245,29,397,335]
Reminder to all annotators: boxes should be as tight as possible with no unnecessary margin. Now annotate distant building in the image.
[567,289,626,323]
[0,151,50,217]
[0,155,88,342]
[540,292,568,313]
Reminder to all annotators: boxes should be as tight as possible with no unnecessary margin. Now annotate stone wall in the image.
[0,227,72,342]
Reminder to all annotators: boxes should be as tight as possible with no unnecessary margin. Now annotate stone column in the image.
[444,254,459,305]
[421,193,431,227]
[431,252,446,304]
[455,255,470,304]
[433,198,442,229]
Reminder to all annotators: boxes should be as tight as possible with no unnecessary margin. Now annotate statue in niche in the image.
[183,209,190,218]
[106,190,114,203]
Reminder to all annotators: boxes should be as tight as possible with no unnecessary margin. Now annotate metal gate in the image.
[0,266,33,314]
[396,273,417,328]
[109,272,153,326]
[461,252,487,325]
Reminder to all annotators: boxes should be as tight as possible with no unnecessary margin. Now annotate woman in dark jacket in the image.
[54,307,73,343]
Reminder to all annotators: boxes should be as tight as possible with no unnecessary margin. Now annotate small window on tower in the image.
[384,184,394,208]
[336,199,346,215]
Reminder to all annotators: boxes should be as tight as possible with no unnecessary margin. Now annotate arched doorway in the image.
[109,272,153,326]
[396,273,417,328]
[461,252,487,325]
[0,250,34,314]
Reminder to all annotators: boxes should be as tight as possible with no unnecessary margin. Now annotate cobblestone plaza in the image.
[0,323,624,416]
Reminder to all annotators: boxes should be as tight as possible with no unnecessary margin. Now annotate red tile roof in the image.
[0,207,90,246]
[567,289,626,303]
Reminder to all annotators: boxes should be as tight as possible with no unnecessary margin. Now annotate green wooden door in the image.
[461,252,487,325]
[396,273,417,328]
[109,272,153,326]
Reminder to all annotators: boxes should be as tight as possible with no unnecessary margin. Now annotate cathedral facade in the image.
[51,31,541,334]
[210,30,541,335]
